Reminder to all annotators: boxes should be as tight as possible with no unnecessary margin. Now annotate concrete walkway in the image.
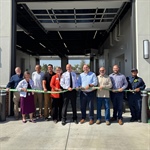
[0,108,150,150]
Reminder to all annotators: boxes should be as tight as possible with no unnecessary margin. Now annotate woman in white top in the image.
[16,71,35,123]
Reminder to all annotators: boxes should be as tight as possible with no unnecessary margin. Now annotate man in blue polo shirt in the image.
[126,68,146,122]
[6,67,23,119]
[78,64,97,125]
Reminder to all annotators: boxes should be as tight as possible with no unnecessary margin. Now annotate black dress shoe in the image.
[130,118,136,122]
[62,120,66,126]
[73,120,78,124]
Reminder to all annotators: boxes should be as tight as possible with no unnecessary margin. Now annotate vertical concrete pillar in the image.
[36,58,40,65]
[61,56,68,72]
[90,57,94,72]
[0,0,16,116]
[131,0,136,68]
[11,0,17,76]
[134,0,150,87]
[0,0,12,87]
[95,58,99,75]
[104,49,109,73]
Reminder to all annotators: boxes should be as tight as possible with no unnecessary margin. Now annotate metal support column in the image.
[61,56,68,72]
[90,57,94,72]
[10,0,17,116]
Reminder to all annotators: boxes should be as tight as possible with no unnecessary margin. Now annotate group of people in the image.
[6,64,146,125]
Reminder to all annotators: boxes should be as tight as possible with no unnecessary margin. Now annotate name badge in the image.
[56,78,59,80]
[28,93,30,96]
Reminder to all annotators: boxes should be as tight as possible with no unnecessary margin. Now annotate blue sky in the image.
[40,59,89,67]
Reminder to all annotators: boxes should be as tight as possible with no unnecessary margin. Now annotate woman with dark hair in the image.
[16,71,36,123]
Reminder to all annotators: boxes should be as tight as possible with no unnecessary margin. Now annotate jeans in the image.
[80,91,95,120]
[97,97,110,121]
[110,92,123,119]
[128,93,142,120]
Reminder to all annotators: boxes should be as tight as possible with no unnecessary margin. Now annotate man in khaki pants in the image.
[42,64,55,120]
[32,65,44,118]
[6,67,23,119]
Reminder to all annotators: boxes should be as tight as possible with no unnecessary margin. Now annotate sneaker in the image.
[118,119,123,125]
[80,119,86,124]
[96,120,101,124]
[48,115,52,119]
[106,121,110,125]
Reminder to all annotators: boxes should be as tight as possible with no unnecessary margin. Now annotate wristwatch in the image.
[89,84,93,87]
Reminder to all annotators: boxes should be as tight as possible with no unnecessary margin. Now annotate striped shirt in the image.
[109,73,128,90]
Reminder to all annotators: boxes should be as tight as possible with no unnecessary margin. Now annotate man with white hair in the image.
[6,67,23,119]
[60,64,78,125]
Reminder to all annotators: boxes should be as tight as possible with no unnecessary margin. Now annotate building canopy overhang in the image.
[16,0,131,57]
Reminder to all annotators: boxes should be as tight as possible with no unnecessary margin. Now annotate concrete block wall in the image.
[100,8,133,77]
[0,0,12,87]
[135,0,150,88]
[99,1,150,87]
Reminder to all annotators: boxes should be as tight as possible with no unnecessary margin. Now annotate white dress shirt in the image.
[60,71,78,89]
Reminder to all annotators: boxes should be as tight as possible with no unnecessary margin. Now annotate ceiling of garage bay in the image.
[16,0,131,57]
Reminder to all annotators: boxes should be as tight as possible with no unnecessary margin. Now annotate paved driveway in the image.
[0,108,149,150]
